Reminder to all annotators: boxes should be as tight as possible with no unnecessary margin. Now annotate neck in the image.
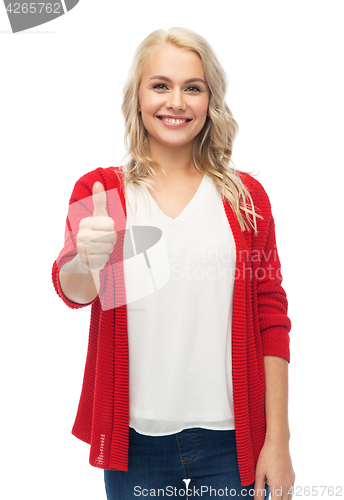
[148,137,198,182]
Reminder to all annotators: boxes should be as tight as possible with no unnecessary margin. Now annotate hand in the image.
[254,439,295,500]
[77,181,117,271]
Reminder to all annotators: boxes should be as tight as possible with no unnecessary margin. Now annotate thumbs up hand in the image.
[77,182,118,270]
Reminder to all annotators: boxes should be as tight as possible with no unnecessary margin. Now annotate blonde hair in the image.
[121,27,261,232]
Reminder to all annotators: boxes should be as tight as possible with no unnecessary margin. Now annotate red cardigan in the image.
[51,166,291,486]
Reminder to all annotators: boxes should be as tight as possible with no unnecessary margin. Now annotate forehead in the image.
[142,44,205,80]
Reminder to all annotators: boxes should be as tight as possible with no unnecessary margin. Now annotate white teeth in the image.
[161,117,187,124]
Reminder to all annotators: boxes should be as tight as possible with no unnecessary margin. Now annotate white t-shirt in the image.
[123,173,236,436]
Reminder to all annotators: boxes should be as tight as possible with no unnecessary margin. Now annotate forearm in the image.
[59,254,100,304]
[263,355,290,444]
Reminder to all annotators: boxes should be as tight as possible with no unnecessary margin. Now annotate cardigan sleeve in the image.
[237,170,291,362]
[256,215,291,363]
[51,171,102,309]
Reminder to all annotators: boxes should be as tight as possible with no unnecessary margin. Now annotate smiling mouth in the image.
[157,116,192,125]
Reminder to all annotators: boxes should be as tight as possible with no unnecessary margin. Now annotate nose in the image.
[166,88,186,111]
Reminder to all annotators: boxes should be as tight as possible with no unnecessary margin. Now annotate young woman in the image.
[52,28,295,499]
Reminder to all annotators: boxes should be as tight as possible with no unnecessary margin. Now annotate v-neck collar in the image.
[144,174,206,224]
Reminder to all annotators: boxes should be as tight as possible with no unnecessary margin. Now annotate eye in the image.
[186,86,201,92]
[153,83,168,90]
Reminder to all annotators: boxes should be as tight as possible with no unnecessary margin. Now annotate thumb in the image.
[92,181,108,217]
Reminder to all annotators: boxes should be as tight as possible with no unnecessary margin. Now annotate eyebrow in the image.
[149,75,207,86]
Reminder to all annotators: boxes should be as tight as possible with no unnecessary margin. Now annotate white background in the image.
[1,1,343,499]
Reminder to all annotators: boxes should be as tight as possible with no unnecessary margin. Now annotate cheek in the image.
[186,94,209,120]
[196,97,209,118]
[140,98,159,133]
[140,94,162,117]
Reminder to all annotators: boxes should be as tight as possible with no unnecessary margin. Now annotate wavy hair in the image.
[121,27,261,232]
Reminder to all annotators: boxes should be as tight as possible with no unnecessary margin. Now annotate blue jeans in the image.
[104,427,270,499]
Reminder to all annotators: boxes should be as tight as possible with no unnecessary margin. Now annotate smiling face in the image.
[138,44,210,153]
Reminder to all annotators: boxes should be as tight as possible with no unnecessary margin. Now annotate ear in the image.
[138,101,141,113]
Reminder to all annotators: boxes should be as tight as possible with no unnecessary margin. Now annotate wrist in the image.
[61,253,90,274]
[264,427,291,445]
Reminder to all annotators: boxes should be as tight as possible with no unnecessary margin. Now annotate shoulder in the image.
[69,166,124,203]
[236,170,271,217]
[75,166,123,189]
